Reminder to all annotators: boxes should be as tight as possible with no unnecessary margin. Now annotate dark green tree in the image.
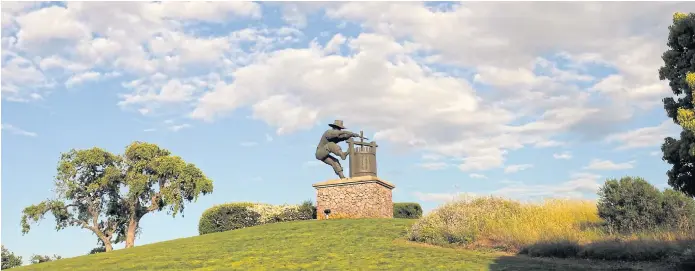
[660,12,695,198]
[1,245,23,269]
[30,254,62,264]
[20,148,125,251]
[597,177,664,233]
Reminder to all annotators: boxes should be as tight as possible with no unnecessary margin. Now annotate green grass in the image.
[16,219,677,271]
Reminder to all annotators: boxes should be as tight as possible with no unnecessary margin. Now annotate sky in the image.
[0,1,690,262]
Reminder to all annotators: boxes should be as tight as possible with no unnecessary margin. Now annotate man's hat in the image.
[328,120,346,129]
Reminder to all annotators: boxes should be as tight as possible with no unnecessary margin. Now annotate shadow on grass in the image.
[488,238,695,271]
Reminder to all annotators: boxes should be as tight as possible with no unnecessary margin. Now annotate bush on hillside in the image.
[250,203,314,223]
[661,189,695,231]
[87,247,106,255]
[393,203,423,219]
[407,197,600,250]
[198,201,316,235]
[298,200,317,219]
[198,203,261,235]
[597,177,664,234]
[597,177,695,234]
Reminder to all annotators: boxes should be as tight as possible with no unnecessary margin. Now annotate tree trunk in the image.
[91,228,113,252]
[125,217,139,248]
[104,242,113,252]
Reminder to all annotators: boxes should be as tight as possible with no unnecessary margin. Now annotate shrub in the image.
[407,197,601,250]
[198,202,261,235]
[30,254,62,264]
[1,245,22,269]
[198,201,316,235]
[597,177,664,234]
[661,189,695,231]
[298,200,317,220]
[87,247,105,255]
[393,202,423,219]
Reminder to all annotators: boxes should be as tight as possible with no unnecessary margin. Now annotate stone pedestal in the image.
[312,176,395,220]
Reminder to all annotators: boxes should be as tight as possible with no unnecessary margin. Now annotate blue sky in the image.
[1,1,689,262]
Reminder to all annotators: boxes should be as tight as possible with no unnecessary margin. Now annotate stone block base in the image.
[312,176,395,220]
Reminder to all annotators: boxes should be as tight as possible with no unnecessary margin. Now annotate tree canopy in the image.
[660,12,695,198]
[21,142,214,251]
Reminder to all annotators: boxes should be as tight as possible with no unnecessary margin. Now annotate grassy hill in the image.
[16,219,674,271]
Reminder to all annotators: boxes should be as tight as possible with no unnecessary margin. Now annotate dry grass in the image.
[408,196,603,250]
[408,196,695,252]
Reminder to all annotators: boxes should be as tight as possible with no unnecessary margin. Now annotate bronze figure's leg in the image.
[321,155,346,179]
[326,142,349,160]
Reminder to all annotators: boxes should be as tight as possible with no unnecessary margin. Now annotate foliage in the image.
[20,148,125,251]
[298,200,317,220]
[88,247,106,255]
[198,203,260,235]
[198,202,316,235]
[393,202,423,219]
[659,11,695,198]
[120,142,214,247]
[597,177,664,233]
[597,177,695,234]
[660,188,695,231]
[5,220,667,271]
[407,197,601,250]
[2,245,23,269]
[20,142,214,251]
[30,254,62,264]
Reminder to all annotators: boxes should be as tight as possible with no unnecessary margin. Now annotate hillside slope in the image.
[17,219,672,271]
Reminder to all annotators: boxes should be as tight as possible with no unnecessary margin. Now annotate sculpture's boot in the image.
[337,171,346,179]
[340,151,349,160]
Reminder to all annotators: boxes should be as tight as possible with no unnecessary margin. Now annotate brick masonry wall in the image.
[315,181,393,219]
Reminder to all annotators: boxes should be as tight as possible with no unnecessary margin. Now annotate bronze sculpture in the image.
[315,120,367,179]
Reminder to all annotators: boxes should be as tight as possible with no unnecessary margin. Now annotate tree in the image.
[119,142,213,248]
[659,12,695,198]
[21,142,214,250]
[1,245,23,269]
[597,177,664,233]
[30,254,62,264]
[21,148,125,252]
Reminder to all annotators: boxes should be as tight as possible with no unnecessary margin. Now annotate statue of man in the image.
[315,120,366,179]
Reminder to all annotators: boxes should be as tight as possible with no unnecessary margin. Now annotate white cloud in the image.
[534,140,565,148]
[65,71,101,87]
[469,173,487,179]
[168,123,191,132]
[504,164,534,173]
[1,124,37,137]
[2,2,687,173]
[413,191,477,203]
[584,159,635,170]
[143,128,156,132]
[553,152,572,160]
[605,121,678,150]
[650,151,660,156]
[265,133,273,142]
[492,172,603,200]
